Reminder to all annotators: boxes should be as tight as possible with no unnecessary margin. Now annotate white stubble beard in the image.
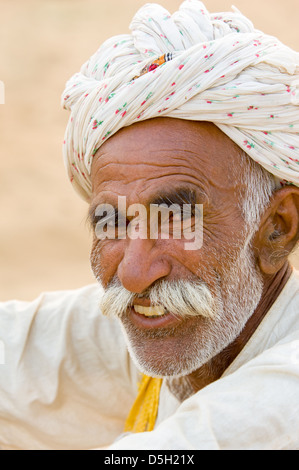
[117,234,263,378]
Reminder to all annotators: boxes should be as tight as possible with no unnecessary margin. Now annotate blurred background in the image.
[0,0,298,300]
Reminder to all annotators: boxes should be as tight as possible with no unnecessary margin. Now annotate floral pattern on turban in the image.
[62,0,299,201]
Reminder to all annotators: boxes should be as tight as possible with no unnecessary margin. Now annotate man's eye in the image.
[94,212,130,240]
[94,214,114,227]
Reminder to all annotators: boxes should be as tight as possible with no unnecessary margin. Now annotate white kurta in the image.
[0,270,298,450]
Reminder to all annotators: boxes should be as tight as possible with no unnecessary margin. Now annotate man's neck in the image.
[167,262,292,401]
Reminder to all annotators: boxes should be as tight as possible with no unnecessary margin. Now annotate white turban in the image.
[62,0,299,201]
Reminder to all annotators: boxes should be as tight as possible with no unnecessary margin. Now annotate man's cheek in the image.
[90,240,124,286]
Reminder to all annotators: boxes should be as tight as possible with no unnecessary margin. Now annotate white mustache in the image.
[99,277,219,320]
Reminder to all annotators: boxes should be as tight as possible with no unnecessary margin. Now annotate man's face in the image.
[89,118,264,378]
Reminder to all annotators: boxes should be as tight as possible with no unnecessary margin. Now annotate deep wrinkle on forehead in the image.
[91,118,243,193]
[91,169,209,204]
[91,151,211,195]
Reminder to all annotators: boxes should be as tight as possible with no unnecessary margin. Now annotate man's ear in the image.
[253,186,299,275]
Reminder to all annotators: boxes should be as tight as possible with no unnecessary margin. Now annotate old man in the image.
[0,0,298,450]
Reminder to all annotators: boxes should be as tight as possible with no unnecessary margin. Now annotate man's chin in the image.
[119,315,216,378]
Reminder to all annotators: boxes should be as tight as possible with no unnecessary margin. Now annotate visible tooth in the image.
[134,305,166,317]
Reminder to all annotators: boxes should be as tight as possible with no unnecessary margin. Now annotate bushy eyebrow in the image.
[149,188,199,207]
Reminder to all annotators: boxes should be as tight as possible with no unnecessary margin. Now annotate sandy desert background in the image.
[0,0,298,301]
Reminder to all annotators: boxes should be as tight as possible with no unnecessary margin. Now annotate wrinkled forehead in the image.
[90,118,244,200]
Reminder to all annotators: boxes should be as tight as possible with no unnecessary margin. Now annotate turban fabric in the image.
[62,0,299,201]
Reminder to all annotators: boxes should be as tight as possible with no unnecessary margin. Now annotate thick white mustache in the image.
[99,278,219,320]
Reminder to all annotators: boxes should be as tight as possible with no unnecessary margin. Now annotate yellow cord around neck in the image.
[124,374,163,433]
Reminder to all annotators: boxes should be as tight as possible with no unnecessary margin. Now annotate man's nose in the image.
[117,238,171,293]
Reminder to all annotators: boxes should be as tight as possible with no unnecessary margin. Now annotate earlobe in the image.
[254,187,299,275]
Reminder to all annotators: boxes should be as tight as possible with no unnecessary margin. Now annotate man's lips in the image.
[128,306,182,329]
